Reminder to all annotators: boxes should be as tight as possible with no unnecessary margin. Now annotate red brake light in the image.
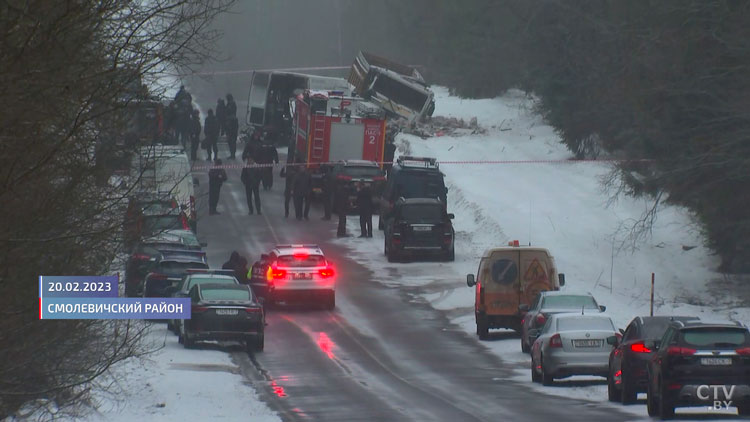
[318,267,335,278]
[337,175,352,181]
[667,346,696,356]
[550,333,562,348]
[630,342,652,353]
[535,314,546,327]
[191,305,208,313]
[373,176,385,181]
[149,273,167,280]
[244,307,262,313]
[736,347,750,355]
[131,253,150,260]
[266,266,287,281]
[293,252,309,260]
[181,213,189,230]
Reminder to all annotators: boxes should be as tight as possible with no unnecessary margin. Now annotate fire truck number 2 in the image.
[365,127,379,145]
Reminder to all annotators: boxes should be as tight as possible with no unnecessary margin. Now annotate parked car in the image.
[378,156,446,228]
[123,192,180,248]
[467,243,565,338]
[646,320,750,419]
[166,270,239,334]
[179,283,265,352]
[383,198,454,262]
[520,292,605,353]
[249,244,336,310]
[142,256,208,298]
[530,313,619,385]
[329,160,385,214]
[607,316,698,404]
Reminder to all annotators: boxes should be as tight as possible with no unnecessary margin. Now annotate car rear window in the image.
[641,320,673,339]
[201,288,252,301]
[681,328,749,347]
[343,166,383,178]
[542,295,598,309]
[143,215,183,235]
[277,254,326,268]
[159,261,208,273]
[395,173,445,199]
[400,205,443,220]
[557,316,615,332]
[187,277,236,290]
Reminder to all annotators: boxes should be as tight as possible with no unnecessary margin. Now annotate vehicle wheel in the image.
[476,313,489,340]
[521,338,530,353]
[737,404,750,416]
[386,244,398,263]
[658,381,675,419]
[531,357,541,383]
[646,382,659,417]
[620,371,637,405]
[541,355,554,386]
[183,334,196,349]
[445,248,455,262]
[607,372,620,402]
[247,334,264,353]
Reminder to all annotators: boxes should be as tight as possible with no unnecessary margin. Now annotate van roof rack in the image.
[397,155,438,169]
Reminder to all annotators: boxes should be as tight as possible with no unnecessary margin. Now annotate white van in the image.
[132,145,196,232]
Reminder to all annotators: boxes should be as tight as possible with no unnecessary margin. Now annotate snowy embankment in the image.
[336,87,749,419]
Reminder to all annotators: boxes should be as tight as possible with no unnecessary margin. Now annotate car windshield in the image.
[682,328,749,347]
[201,288,252,301]
[400,204,443,220]
[277,254,326,268]
[186,277,236,291]
[343,166,382,178]
[159,261,207,274]
[542,295,598,309]
[141,202,176,216]
[557,316,614,332]
[143,215,183,235]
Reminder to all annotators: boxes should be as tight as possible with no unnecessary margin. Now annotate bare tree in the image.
[0,0,233,418]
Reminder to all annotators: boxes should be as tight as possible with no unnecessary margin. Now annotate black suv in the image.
[383,198,455,262]
[607,316,697,404]
[646,320,750,419]
[378,156,447,229]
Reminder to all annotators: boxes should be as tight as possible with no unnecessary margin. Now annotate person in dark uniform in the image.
[203,109,219,161]
[320,165,334,220]
[235,256,249,284]
[222,251,240,270]
[261,143,279,190]
[240,157,262,215]
[189,109,201,162]
[215,98,226,137]
[356,182,373,237]
[336,184,350,237]
[248,254,271,304]
[225,93,237,121]
[242,130,262,162]
[208,158,227,215]
[226,115,239,159]
[292,165,311,220]
[283,163,297,218]
[383,138,397,176]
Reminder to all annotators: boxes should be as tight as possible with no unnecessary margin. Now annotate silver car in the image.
[530,313,619,385]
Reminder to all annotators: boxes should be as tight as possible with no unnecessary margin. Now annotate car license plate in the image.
[412,226,431,232]
[573,339,601,348]
[293,273,312,280]
[215,309,238,316]
[701,357,732,366]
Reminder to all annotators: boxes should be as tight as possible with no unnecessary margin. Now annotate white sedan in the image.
[530,313,619,385]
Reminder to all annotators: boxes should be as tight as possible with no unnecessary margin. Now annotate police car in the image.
[249,244,336,310]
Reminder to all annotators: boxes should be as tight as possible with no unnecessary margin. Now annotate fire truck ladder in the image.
[311,112,326,160]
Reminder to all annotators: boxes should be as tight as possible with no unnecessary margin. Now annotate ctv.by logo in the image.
[697,385,734,410]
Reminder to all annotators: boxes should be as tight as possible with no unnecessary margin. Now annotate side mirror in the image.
[163,286,177,296]
[558,273,565,286]
[606,335,619,346]
[466,274,476,287]
[645,340,658,351]
[599,305,607,312]
[447,213,455,219]
[518,304,530,312]
[193,177,200,186]
[528,329,540,340]
[200,242,208,247]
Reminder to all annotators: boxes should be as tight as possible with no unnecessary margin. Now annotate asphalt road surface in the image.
[192,144,633,422]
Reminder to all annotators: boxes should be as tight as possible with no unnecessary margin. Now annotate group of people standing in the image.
[201,94,239,161]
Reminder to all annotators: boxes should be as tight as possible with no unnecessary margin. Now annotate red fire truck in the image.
[290,90,387,191]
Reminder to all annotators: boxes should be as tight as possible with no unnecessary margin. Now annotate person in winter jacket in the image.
[241,157,262,215]
[226,115,239,159]
[225,93,237,121]
[189,109,201,162]
[355,182,373,237]
[292,165,312,220]
[260,143,279,190]
[320,165,334,220]
[208,158,227,215]
[222,251,240,270]
[242,130,263,162]
[215,98,227,137]
[336,184,350,237]
[283,163,297,218]
[203,109,219,161]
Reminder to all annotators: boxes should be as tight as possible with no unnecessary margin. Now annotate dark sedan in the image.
[607,315,698,404]
[179,283,265,352]
[142,257,208,297]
